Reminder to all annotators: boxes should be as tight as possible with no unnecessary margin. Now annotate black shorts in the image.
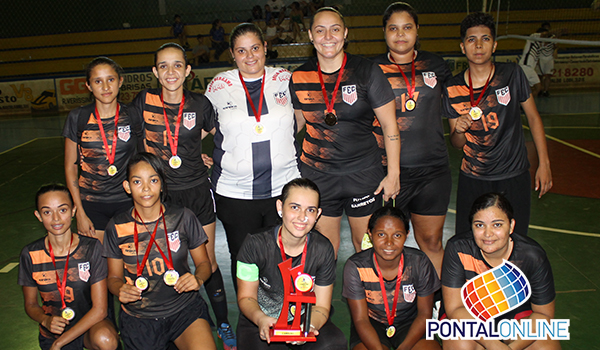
[166,180,216,226]
[81,200,132,231]
[119,296,210,350]
[300,164,384,217]
[39,333,84,350]
[393,165,452,216]
[349,318,414,349]
[455,171,531,237]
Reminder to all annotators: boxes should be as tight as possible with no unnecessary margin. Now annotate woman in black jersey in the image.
[19,184,119,350]
[372,2,452,277]
[290,7,401,255]
[129,43,236,346]
[442,193,559,350]
[63,57,137,244]
[104,153,216,350]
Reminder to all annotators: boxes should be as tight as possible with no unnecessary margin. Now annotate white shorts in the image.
[538,56,554,75]
[519,64,540,86]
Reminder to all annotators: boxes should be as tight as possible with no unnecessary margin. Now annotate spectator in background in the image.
[171,15,190,49]
[266,0,286,25]
[309,0,325,15]
[289,1,306,42]
[210,19,229,61]
[538,21,562,97]
[252,5,264,22]
[192,34,210,66]
[264,4,273,24]
[519,27,548,97]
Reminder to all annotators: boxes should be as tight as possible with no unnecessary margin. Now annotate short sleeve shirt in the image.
[103,205,207,318]
[442,233,555,320]
[237,226,336,320]
[290,53,395,174]
[62,102,138,202]
[130,88,216,190]
[442,62,531,180]
[205,67,300,200]
[371,51,451,169]
[18,236,107,339]
[343,247,440,326]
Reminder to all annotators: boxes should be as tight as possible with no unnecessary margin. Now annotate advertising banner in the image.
[0,79,56,116]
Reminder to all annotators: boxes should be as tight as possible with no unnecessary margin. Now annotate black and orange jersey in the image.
[18,235,107,340]
[343,247,440,326]
[103,205,207,318]
[290,53,395,174]
[62,102,138,202]
[372,51,451,169]
[443,63,531,180]
[130,89,216,191]
[442,233,555,320]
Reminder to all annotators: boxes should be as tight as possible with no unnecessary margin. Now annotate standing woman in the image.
[236,178,346,350]
[19,184,119,350]
[371,2,452,277]
[129,43,236,347]
[104,153,216,350]
[63,57,139,244]
[205,23,301,288]
[290,7,401,254]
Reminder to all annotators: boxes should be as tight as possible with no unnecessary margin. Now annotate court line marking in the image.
[0,153,62,189]
[447,208,600,238]
[523,125,600,159]
[556,289,596,294]
[0,136,62,156]
[0,263,19,273]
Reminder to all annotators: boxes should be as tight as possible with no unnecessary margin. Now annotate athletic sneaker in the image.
[217,323,237,350]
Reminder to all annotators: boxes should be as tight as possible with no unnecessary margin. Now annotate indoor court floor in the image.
[0,90,599,349]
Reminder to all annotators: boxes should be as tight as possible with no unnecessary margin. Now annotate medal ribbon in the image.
[239,71,266,124]
[468,65,494,109]
[94,104,120,166]
[373,252,404,328]
[48,235,74,309]
[389,52,416,100]
[278,226,308,272]
[133,207,163,277]
[317,53,348,115]
[160,93,185,158]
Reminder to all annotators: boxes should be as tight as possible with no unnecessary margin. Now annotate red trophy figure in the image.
[269,257,317,342]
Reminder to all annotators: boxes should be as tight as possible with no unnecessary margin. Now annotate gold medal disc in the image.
[469,106,483,120]
[163,269,180,286]
[405,99,416,111]
[169,156,182,169]
[135,276,149,291]
[386,325,396,338]
[254,123,265,135]
[107,165,118,177]
[294,273,314,292]
[61,307,75,321]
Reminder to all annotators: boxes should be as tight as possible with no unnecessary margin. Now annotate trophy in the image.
[269,258,317,342]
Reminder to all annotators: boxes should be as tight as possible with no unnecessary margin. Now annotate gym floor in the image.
[0,90,598,349]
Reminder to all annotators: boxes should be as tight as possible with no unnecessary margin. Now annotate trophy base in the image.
[269,328,317,342]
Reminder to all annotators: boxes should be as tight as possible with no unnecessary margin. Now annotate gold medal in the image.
[254,123,265,135]
[169,155,182,169]
[405,98,416,111]
[107,165,118,177]
[290,304,296,315]
[135,276,149,291]
[61,307,75,321]
[163,269,179,286]
[469,106,483,120]
[324,113,337,126]
[294,273,314,292]
[386,325,396,338]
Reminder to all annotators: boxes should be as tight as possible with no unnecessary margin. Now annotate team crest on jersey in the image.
[118,126,130,142]
[183,112,196,130]
[495,86,511,106]
[274,91,288,106]
[168,231,181,253]
[403,284,416,303]
[78,262,90,282]
[422,72,437,88]
[342,85,357,105]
